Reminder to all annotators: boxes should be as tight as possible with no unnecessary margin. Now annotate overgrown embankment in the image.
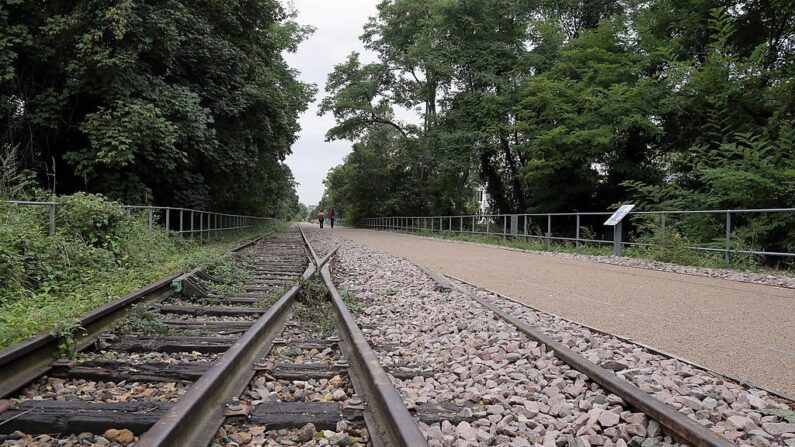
[0,193,283,349]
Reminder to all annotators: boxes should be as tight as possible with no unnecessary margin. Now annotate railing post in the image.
[165,208,170,232]
[472,216,475,234]
[510,214,518,237]
[613,220,623,256]
[49,204,56,236]
[725,211,731,264]
[661,212,666,231]
[546,214,551,251]
[190,210,195,240]
[460,216,463,233]
[503,216,507,239]
[523,215,527,237]
[199,211,204,242]
[575,213,580,253]
[180,209,184,236]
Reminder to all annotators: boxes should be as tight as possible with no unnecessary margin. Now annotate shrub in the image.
[0,194,273,348]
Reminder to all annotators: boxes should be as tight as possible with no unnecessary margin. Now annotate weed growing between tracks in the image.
[256,283,294,309]
[198,252,255,295]
[116,303,172,336]
[0,194,288,349]
[338,289,360,315]
[294,277,335,338]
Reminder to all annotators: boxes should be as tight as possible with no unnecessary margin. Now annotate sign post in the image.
[604,205,635,256]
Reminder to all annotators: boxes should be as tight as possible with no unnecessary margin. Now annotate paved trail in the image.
[330,227,795,395]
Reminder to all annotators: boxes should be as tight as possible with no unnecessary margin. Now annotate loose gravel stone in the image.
[304,226,795,447]
[467,283,795,447]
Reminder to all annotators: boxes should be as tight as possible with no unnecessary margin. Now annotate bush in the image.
[56,193,128,248]
[0,194,272,348]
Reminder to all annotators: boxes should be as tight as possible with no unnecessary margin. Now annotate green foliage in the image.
[116,303,171,336]
[256,283,294,309]
[338,289,360,315]
[761,408,795,424]
[55,193,128,247]
[295,277,334,338]
[0,193,274,348]
[198,253,254,295]
[630,227,710,267]
[50,319,86,359]
[319,0,794,265]
[0,0,312,217]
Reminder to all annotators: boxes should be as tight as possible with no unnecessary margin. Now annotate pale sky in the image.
[283,0,380,206]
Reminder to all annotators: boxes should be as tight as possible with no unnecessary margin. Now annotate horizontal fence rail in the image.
[360,208,795,261]
[4,201,277,240]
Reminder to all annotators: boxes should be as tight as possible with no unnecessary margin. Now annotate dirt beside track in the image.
[329,227,795,396]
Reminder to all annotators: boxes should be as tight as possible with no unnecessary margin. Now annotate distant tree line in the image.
[319,0,794,252]
[0,0,314,218]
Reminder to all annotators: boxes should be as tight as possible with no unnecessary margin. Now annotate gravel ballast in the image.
[328,228,795,396]
[304,226,795,447]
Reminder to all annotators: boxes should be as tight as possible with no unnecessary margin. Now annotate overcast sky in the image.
[283,0,380,206]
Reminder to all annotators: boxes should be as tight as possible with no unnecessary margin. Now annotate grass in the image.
[197,252,256,295]
[338,288,360,315]
[293,276,335,338]
[0,193,288,349]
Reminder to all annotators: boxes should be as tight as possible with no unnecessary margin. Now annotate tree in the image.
[0,0,313,217]
[320,0,793,259]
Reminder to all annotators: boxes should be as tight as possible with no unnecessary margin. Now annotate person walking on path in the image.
[318,209,325,228]
[329,208,336,228]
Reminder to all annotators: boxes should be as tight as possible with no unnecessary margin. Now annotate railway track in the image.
[0,227,428,446]
[306,227,795,447]
[3,224,792,447]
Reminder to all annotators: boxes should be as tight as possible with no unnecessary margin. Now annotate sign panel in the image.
[604,204,635,226]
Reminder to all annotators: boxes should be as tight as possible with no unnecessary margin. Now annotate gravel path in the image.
[303,226,795,447]
[327,227,795,396]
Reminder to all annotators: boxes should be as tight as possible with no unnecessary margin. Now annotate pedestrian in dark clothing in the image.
[318,210,325,228]
[329,208,336,228]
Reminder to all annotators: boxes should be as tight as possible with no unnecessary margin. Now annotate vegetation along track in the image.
[0,226,428,446]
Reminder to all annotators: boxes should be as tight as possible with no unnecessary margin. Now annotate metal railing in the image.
[4,201,277,240]
[360,208,795,261]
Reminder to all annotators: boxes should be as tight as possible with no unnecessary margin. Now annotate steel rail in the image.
[448,280,734,447]
[136,268,312,446]
[0,233,268,399]
[319,265,428,447]
[298,225,428,447]
[444,273,795,403]
[136,244,337,447]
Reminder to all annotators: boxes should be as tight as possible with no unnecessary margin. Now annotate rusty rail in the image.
[299,225,428,447]
[447,277,734,447]
[135,259,324,446]
[0,233,268,399]
[136,233,337,446]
